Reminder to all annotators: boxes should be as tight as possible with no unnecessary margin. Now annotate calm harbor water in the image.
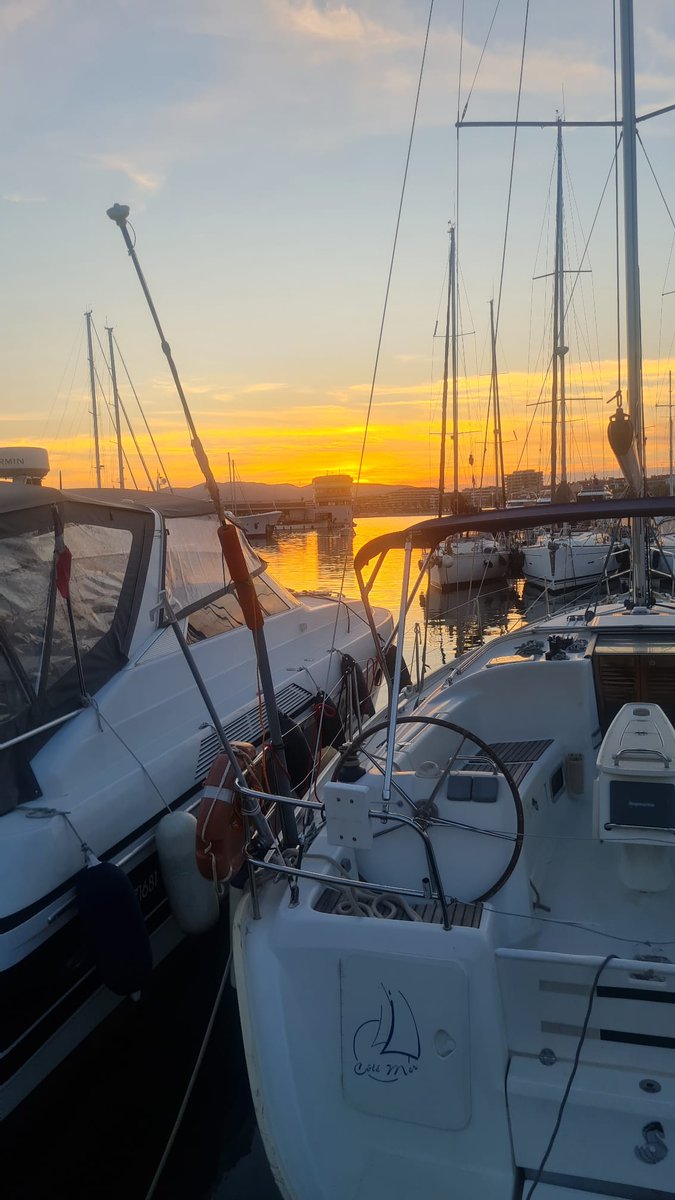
[4,514,576,1200]
[264,513,565,676]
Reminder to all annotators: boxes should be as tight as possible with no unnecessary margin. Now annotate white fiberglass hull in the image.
[429,539,508,590]
[227,510,282,538]
[523,534,628,592]
[0,488,392,1120]
[235,592,675,1200]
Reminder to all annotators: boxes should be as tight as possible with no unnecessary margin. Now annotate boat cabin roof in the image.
[0,482,218,520]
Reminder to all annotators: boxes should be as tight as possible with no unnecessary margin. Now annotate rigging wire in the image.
[48,320,85,436]
[512,142,622,477]
[458,0,502,123]
[353,0,435,501]
[525,955,617,1199]
[324,0,436,708]
[113,333,174,491]
[91,318,154,490]
[91,358,140,490]
[636,129,675,232]
[494,0,530,334]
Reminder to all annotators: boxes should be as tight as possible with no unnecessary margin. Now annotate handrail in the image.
[0,708,81,752]
[612,747,672,766]
[354,497,675,572]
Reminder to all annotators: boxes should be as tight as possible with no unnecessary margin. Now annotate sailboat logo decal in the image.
[352,983,421,1082]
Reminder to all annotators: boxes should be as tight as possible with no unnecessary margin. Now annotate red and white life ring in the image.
[195,743,256,884]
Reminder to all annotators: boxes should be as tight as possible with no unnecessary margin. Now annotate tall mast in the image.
[451,225,459,514]
[662,367,667,494]
[670,370,673,498]
[620,0,647,601]
[85,310,102,489]
[550,135,559,501]
[556,117,568,486]
[437,226,452,519]
[489,299,506,507]
[106,326,125,489]
[550,116,568,498]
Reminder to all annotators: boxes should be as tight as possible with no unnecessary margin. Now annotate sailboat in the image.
[0,209,393,1117]
[224,454,282,540]
[428,229,508,591]
[522,119,629,594]
[231,5,675,1197]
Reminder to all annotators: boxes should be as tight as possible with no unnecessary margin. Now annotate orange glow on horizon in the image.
[30,356,675,493]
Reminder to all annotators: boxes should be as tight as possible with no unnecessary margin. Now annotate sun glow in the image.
[27,355,675,494]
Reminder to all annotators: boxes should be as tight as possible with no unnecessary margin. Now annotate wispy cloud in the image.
[272,1,409,49]
[91,154,163,193]
[241,381,288,394]
[1,190,46,204]
[0,0,48,41]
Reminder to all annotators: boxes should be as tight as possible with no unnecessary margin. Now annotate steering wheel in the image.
[331,714,524,902]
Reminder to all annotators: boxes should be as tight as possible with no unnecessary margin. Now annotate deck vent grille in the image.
[461,739,553,788]
[195,681,314,781]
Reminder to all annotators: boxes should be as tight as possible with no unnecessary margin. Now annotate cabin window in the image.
[46,524,133,689]
[187,595,246,640]
[164,514,263,618]
[186,572,297,642]
[254,576,296,617]
[0,522,133,707]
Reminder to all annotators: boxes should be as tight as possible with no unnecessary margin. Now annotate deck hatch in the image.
[461,739,553,787]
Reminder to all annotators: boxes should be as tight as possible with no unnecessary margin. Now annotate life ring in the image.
[195,743,256,884]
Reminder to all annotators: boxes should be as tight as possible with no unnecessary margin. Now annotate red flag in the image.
[52,507,72,599]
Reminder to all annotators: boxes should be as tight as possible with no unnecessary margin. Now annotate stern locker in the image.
[592,638,675,734]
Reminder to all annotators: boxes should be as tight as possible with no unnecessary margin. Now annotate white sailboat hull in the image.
[523,534,628,591]
[235,595,675,1200]
[429,539,508,589]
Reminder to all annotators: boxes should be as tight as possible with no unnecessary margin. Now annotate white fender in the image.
[155,811,220,934]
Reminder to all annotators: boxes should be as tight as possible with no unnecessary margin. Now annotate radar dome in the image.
[0,447,50,484]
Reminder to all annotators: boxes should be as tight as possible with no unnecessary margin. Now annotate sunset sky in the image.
[3,0,675,492]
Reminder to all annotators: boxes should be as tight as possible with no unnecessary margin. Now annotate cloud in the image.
[1,190,46,203]
[0,0,48,41]
[272,1,408,49]
[91,154,163,193]
[241,381,288,394]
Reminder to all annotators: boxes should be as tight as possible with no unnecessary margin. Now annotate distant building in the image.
[461,485,501,508]
[506,469,543,498]
[353,486,438,516]
[312,474,353,526]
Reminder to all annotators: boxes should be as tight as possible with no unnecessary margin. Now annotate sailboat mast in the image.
[489,299,506,507]
[451,226,459,514]
[662,367,667,494]
[85,310,102,489]
[438,227,453,519]
[670,370,673,497]
[550,129,560,501]
[620,0,647,601]
[106,326,125,490]
[556,118,568,486]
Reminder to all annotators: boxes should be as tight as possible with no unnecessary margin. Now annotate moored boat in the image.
[231,4,675,1197]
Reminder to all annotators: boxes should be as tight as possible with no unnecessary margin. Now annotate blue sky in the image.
[2,0,675,489]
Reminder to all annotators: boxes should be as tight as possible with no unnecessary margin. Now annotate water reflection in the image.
[264,517,605,675]
[420,578,520,663]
